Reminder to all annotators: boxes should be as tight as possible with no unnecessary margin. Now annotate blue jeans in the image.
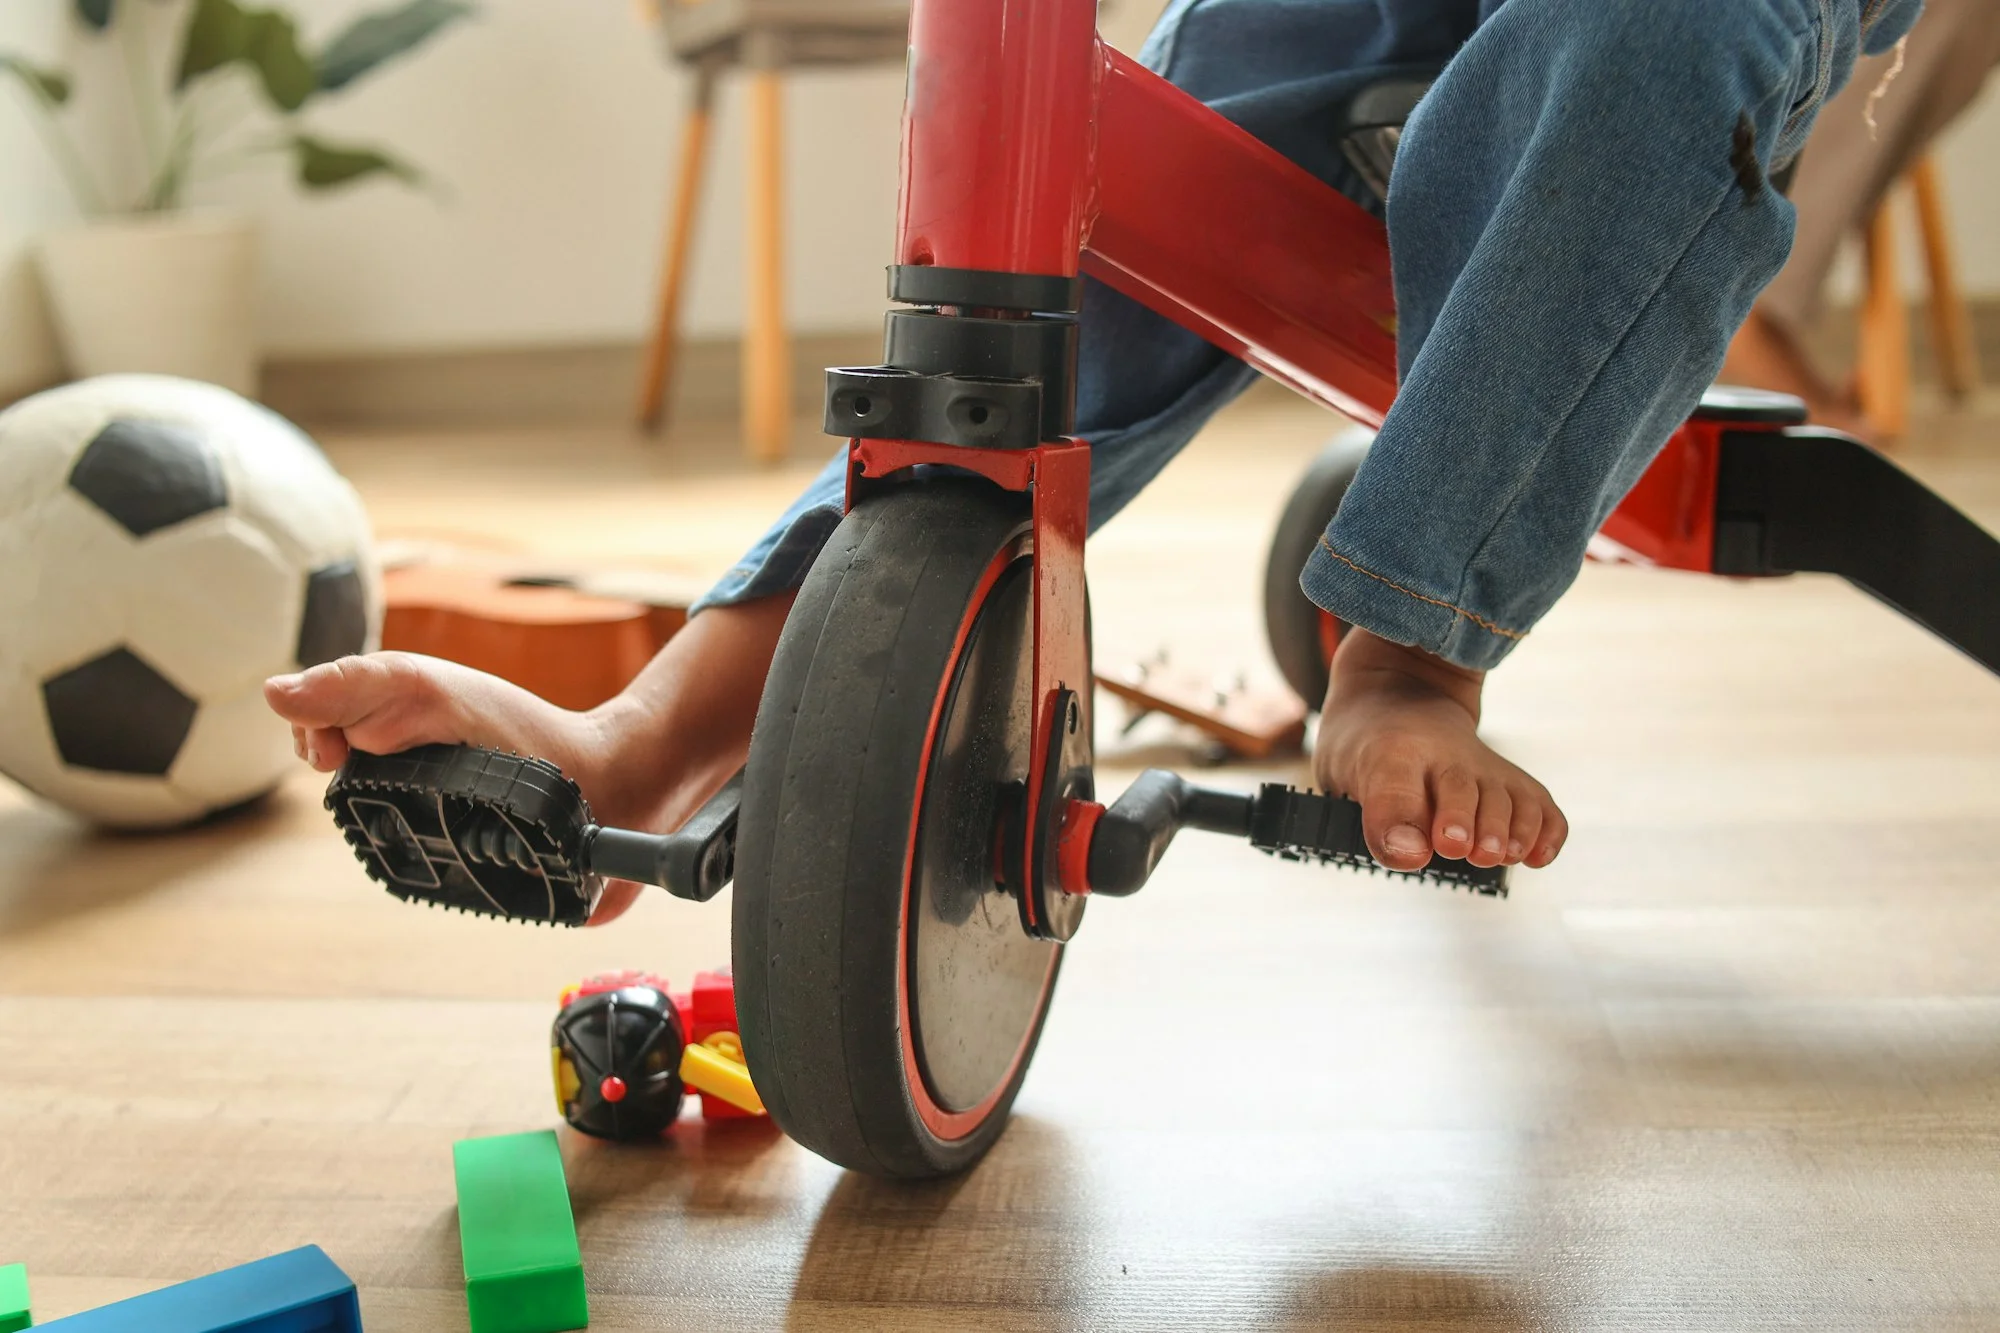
[696,0,1922,670]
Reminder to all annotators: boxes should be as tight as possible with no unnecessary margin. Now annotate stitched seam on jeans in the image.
[1316,536,1525,641]
[1783,0,1835,142]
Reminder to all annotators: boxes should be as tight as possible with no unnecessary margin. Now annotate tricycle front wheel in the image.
[732,478,1067,1178]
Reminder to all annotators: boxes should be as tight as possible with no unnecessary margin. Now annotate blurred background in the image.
[1,0,1995,436]
[0,0,1170,430]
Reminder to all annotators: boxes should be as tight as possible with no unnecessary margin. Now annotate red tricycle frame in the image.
[844,0,1730,920]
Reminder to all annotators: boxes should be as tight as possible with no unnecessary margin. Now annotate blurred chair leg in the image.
[1857,199,1910,444]
[637,65,718,433]
[743,69,792,464]
[1910,155,1981,402]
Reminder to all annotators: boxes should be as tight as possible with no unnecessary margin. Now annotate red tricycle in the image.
[328,0,2000,1180]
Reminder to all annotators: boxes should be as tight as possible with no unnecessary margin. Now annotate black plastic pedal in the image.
[1248,783,1508,896]
[1086,768,1508,899]
[327,744,747,926]
[327,744,604,925]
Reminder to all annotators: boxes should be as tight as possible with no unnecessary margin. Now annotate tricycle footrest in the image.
[1248,783,1508,896]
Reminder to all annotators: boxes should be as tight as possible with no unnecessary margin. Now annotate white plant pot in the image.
[37,211,260,398]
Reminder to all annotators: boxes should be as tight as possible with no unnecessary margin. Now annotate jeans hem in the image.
[1300,537,1525,672]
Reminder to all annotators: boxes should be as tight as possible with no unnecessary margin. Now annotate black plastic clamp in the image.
[825,267,1082,451]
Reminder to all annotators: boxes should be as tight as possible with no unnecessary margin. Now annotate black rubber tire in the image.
[1262,426,1373,710]
[732,478,1064,1178]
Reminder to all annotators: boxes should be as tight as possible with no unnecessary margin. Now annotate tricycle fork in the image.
[832,0,1105,940]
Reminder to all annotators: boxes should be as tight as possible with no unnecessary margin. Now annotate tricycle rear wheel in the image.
[1263,426,1372,709]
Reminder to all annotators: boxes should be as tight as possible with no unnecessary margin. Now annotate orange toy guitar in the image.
[382,551,1293,754]
[379,552,701,711]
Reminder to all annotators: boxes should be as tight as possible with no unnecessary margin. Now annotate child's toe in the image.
[1525,802,1568,868]
[1429,765,1479,860]
[1361,752,1435,871]
[1470,782,1512,868]
[1507,792,1544,866]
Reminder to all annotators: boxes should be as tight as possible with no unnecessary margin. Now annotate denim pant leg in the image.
[691,0,1477,616]
[1306,0,1918,669]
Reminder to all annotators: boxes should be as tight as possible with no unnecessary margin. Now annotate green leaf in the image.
[244,10,315,109]
[316,0,474,93]
[0,54,73,105]
[292,134,422,189]
[176,0,250,88]
[176,0,314,110]
[75,0,116,30]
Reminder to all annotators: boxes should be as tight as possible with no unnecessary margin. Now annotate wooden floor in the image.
[5,387,2000,1330]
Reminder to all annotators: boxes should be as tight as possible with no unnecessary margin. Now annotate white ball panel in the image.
[0,659,61,795]
[0,382,117,520]
[12,492,138,679]
[30,766,209,829]
[0,519,39,677]
[225,420,373,571]
[169,685,292,808]
[125,515,302,695]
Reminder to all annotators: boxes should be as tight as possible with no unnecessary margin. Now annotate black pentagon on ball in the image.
[68,418,228,537]
[43,647,198,775]
[297,561,369,668]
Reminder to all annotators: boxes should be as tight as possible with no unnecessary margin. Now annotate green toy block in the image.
[453,1130,588,1333]
[0,1263,29,1332]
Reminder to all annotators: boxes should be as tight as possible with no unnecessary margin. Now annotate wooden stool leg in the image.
[743,69,792,464]
[1856,199,1911,443]
[1910,155,1981,401]
[637,67,719,433]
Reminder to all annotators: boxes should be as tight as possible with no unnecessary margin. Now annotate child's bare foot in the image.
[265,651,619,803]
[1314,629,1566,873]
[265,597,793,923]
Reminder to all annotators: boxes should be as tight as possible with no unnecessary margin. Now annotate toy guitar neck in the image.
[325,742,1504,928]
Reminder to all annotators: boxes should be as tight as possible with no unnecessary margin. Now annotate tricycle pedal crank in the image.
[328,744,1503,932]
[1076,767,1509,899]
[326,743,741,926]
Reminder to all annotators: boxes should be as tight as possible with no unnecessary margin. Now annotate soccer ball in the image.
[0,375,381,828]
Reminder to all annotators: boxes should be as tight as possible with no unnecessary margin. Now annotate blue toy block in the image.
[36,1246,359,1333]
[0,1262,29,1332]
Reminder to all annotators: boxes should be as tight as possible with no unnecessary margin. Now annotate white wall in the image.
[184,1,2000,355]
[1832,83,2000,298]
[0,0,75,397]
[1939,90,2000,292]
[191,0,900,355]
[202,0,1165,358]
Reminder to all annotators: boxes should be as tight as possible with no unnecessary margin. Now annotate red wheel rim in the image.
[895,533,1059,1142]
[1317,610,1344,680]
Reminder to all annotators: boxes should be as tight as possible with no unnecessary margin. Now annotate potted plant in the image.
[0,0,472,395]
